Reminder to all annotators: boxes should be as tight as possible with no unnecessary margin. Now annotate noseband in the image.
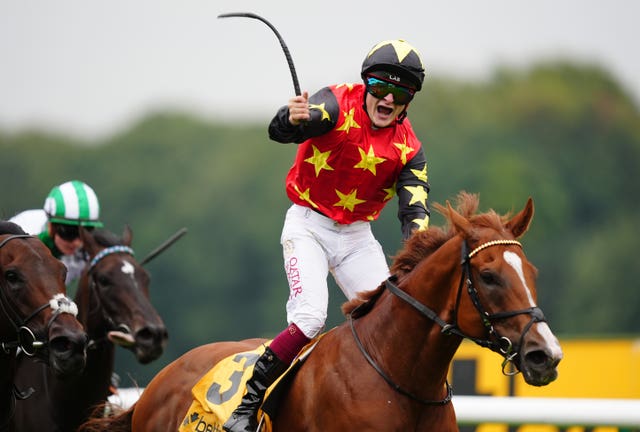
[0,235,79,357]
[349,238,547,405]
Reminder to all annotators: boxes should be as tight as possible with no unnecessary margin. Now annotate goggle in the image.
[54,224,93,241]
[365,77,416,105]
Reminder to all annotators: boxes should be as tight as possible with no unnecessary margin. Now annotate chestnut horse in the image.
[80,193,563,432]
[12,226,168,432]
[0,221,87,432]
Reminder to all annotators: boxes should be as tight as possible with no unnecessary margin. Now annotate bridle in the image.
[349,237,547,405]
[0,235,79,358]
[84,245,136,350]
[0,234,80,425]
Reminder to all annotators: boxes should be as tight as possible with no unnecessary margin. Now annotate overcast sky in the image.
[1,0,638,139]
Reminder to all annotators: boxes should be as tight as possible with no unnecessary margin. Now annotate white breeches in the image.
[281,204,390,339]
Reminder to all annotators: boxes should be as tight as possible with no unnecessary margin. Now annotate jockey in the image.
[224,39,431,432]
[10,180,104,285]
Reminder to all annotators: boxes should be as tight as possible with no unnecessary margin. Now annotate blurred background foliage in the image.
[1,61,639,386]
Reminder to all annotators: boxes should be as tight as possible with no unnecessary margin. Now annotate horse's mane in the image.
[342,192,509,316]
[90,228,124,247]
[0,220,28,235]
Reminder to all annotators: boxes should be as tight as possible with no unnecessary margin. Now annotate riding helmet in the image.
[361,39,425,91]
[43,180,103,227]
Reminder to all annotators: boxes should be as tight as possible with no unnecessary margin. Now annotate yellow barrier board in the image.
[451,338,640,431]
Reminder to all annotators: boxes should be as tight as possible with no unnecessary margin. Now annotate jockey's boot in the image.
[223,347,288,432]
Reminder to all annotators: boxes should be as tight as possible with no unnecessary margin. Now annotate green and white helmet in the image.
[43,180,103,227]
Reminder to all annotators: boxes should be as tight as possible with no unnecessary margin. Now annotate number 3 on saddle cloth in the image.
[179,335,324,432]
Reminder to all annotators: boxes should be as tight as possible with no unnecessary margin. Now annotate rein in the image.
[349,237,547,404]
[349,317,453,405]
[0,235,79,357]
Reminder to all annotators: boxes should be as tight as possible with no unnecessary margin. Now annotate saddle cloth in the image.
[179,336,322,432]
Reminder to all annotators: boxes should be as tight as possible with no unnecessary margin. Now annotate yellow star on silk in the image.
[393,136,415,165]
[412,215,430,231]
[410,164,428,183]
[309,102,331,121]
[336,108,360,134]
[354,145,386,175]
[383,182,396,201]
[334,189,366,212]
[335,82,355,91]
[404,185,428,207]
[366,211,379,221]
[293,184,319,209]
[304,145,334,177]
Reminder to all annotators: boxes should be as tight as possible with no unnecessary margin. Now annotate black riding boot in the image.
[222,347,288,432]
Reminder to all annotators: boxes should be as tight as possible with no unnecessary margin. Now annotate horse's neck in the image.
[358,240,465,393]
[73,279,117,393]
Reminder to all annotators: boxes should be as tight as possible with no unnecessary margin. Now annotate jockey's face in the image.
[49,223,83,255]
[365,92,407,128]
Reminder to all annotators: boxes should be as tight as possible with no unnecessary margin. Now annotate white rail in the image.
[109,390,640,428]
[454,396,640,427]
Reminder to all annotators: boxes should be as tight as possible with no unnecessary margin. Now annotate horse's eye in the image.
[480,271,499,286]
[97,275,111,286]
[5,270,21,284]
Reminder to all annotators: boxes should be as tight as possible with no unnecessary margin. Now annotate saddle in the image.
[178,335,322,432]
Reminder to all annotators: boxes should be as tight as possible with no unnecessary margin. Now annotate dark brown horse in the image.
[0,221,87,432]
[12,226,168,432]
[80,193,563,432]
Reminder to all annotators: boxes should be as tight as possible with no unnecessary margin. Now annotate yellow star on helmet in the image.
[367,40,424,68]
[334,189,366,212]
[336,108,360,134]
[354,145,386,175]
[393,136,415,165]
[404,185,428,207]
[309,102,331,121]
[305,145,334,177]
[410,163,428,183]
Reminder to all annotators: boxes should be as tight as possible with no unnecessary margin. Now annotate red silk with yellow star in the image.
[285,83,423,224]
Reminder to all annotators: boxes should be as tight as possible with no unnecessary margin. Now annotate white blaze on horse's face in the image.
[503,251,563,354]
[503,251,535,306]
[121,260,135,277]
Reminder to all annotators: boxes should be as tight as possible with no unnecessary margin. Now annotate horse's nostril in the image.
[136,325,168,345]
[525,349,549,366]
[49,335,86,355]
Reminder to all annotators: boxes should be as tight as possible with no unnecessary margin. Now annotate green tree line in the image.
[1,61,638,385]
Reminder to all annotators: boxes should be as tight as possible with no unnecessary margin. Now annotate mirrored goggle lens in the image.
[366,77,415,105]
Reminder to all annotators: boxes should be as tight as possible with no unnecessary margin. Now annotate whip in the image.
[218,12,301,96]
[140,227,188,266]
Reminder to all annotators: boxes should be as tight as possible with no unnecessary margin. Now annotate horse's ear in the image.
[506,197,534,239]
[80,226,98,256]
[122,224,133,246]
[447,201,473,237]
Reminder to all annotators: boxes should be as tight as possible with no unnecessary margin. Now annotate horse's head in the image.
[0,222,87,378]
[78,225,168,364]
[440,193,563,386]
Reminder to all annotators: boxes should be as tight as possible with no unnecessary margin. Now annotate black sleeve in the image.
[268,87,338,144]
[396,148,431,240]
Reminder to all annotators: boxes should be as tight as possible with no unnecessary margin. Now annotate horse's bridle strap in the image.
[385,278,449,329]
[89,245,135,271]
[467,239,522,258]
